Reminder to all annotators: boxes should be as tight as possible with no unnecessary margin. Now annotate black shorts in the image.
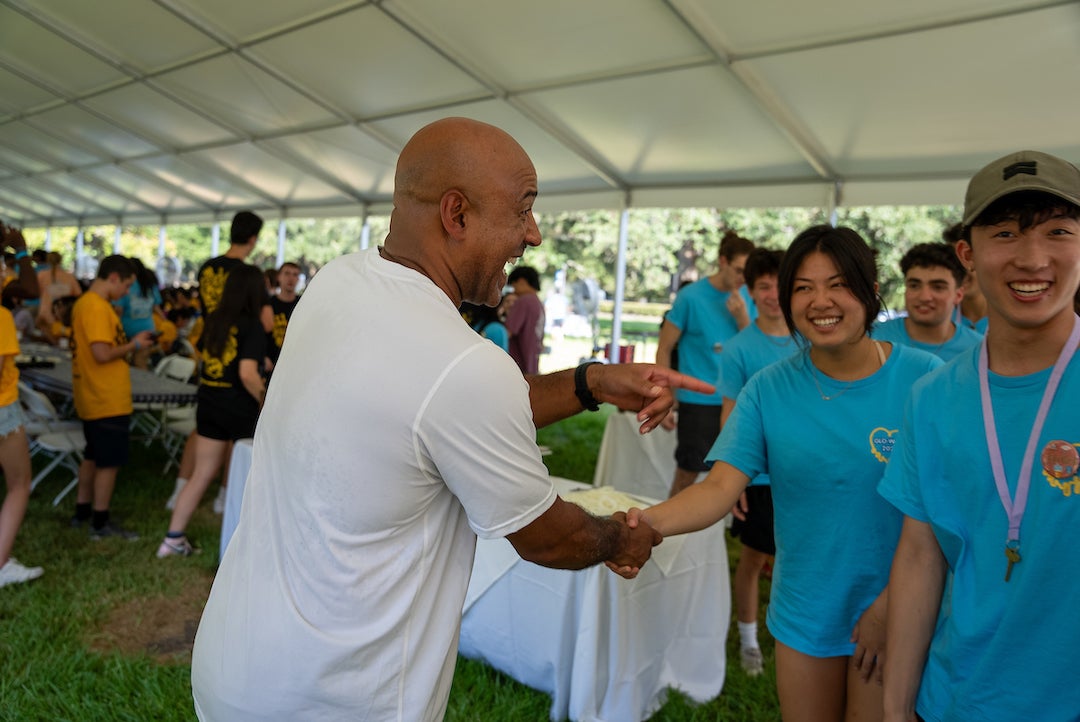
[82,415,131,468]
[674,402,722,472]
[196,396,259,442]
[729,485,775,556]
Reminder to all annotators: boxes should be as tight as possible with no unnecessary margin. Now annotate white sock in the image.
[738,621,759,650]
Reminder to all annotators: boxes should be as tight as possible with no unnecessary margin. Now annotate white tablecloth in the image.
[460,477,729,722]
[592,411,679,500]
[220,437,254,560]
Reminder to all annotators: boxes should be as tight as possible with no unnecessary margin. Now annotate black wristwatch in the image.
[574,361,601,412]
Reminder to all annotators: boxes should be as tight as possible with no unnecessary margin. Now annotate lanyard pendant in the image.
[1004,542,1021,582]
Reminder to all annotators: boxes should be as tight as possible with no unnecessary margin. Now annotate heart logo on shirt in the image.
[868,427,898,464]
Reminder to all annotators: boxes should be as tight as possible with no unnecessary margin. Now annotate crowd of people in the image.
[1,116,1077,722]
[0,211,306,577]
[626,148,1080,722]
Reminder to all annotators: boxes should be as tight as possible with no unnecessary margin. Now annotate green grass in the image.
[2,411,779,721]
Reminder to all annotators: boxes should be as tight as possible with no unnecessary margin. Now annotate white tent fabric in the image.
[1,0,1078,227]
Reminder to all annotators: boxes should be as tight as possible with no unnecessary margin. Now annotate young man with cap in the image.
[880,150,1080,722]
[874,242,983,361]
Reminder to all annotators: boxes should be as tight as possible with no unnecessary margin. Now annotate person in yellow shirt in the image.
[0,222,44,587]
[69,255,154,540]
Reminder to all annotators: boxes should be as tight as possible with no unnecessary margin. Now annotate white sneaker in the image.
[213,486,227,514]
[0,558,44,588]
[740,646,764,677]
[164,478,187,510]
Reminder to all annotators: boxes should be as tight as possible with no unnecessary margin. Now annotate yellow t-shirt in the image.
[0,307,20,407]
[71,292,132,420]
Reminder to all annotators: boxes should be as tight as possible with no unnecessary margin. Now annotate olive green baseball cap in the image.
[963,150,1080,226]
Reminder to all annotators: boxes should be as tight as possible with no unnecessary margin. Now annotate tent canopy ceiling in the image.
[0,0,1078,227]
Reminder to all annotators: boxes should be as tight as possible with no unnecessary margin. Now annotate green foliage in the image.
[7,405,780,721]
[18,206,959,313]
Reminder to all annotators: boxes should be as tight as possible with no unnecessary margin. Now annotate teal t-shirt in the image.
[666,278,756,405]
[879,347,1080,722]
[874,316,982,362]
[710,343,941,656]
[716,323,797,486]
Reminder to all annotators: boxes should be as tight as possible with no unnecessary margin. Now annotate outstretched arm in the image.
[526,362,715,432]
[627,460,750,538]
[507,497,662,578]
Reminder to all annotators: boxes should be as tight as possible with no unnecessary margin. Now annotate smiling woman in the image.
[624,223,944,722]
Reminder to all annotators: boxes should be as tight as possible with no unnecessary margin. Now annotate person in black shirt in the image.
[157,264,267,558]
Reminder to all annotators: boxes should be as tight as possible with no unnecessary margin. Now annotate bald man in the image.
[190,117,714,721]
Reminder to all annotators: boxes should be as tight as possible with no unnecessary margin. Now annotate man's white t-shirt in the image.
[192,249,557,721]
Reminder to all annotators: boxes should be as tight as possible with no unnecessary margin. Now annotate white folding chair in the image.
[19,382,85,505]
[161,406,196,474]
[131,354,197,443]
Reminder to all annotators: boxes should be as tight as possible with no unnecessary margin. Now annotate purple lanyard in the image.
[978,314,1080,545]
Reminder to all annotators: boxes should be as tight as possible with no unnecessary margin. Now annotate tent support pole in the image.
[611,204,630,364]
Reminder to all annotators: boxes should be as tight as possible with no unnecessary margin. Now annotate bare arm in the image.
[260,304,274,333]
[238,358,266,406]
[526,363,715,432]
[506,497,662,577]
[883,516,946,722]
[654,319,682,368]
[628,460,751,537]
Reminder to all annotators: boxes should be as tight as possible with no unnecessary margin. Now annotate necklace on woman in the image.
[810,340,886,400]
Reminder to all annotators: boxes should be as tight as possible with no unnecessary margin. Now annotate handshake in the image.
[604,507,661,579]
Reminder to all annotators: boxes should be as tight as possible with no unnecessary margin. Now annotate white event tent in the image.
[1,0,1078,344]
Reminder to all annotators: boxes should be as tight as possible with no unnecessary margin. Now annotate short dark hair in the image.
[97,254,135,280]
[963,190,1080,241]
[31,249,47,264]
[230,210,263,245]
[941,222,963,245]
[900,243,966,287]
[718,230,755,262]
[278,261,301,273]
[507,266,540,291]
[743,248,784,289]
[779,225,880,341]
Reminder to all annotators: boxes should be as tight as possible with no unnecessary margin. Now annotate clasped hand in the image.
[603,510,662,579]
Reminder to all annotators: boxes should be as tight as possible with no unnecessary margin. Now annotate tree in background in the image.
[17,207,957,310]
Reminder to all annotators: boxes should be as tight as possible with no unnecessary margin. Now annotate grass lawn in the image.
[1,406,779,721]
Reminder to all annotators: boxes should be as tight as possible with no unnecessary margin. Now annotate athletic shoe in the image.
[69,514,89,528]
[164,478,186,510]
[0,558,44,588]
[740,646,764,677]
[212,486,227,515]
[89,522,139,541]
[156,536,195,558]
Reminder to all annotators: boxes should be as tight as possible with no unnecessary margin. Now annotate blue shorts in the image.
[0,400,25,437]
[83,415,131,468]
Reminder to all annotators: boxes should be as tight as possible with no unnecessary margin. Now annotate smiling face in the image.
[749,273,782,322]
[959,213,1080,332]
[458,149,541,306]
[789,251,870,351]
[903,265,962,330]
